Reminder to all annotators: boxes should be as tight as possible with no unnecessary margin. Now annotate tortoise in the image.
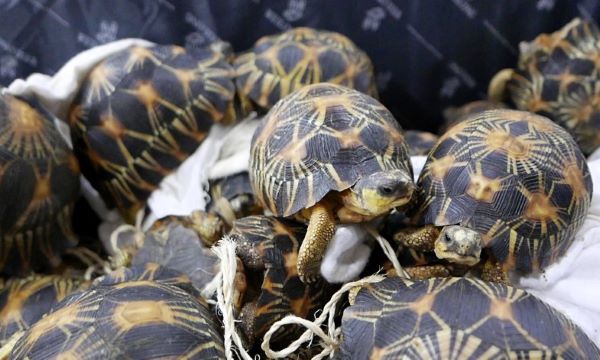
[250,83,415,282]
[234,27,378,111]
[0,93,80,275]
[69,43,237,223]
[208,172,262,226]
[229,215,330,348]
[489,18,600,155]
[404,130,439,156]
[440,99,507,134]
[0,275,89,344]
[338,276,600,359]
[395,109,592,283]
[7,263,225,359]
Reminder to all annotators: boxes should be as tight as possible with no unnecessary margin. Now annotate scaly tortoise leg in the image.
[481,258,510,285]
[392,224,441,252]
[297,202,336,283]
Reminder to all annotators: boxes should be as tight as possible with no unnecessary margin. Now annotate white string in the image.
[107,209,145,267]
[261,274,385,359]
[212,237,253,360]
[366,226,410,278]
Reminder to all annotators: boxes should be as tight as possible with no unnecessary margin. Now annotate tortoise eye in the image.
[380,186,393,195]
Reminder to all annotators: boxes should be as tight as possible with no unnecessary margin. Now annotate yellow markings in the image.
[526,96,551,113]
[524,192,558,222]
[100,115,125,138]
[563,163,587,201]
[26,302,84,342]
[289,295,312,317]
[485,130,530,159]
[7,97,44,134]
[283,251,298,278]
[311,93,351,114]
[489,298,513,321]
[523,112,556,133]
[338,128,362,148]
[428,155,456,180]
[114,300,175,330]
[573,94,600,124]
[134,81,160,108]
[125,47,155,71]
[466,173,502,203]
[409,293,435,316]
[278,139,306,163]
[67,153,80,174]
[32,176,51,202]
[87,64,115,101]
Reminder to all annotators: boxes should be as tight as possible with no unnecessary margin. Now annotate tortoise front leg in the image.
[481,258,510,284]
[393,224,441,252]
[298,203,336,283]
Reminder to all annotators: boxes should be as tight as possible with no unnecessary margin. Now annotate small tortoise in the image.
[235,27,378,110]
[339,276,600,359]
[229,215,329,348]
[0,275,89,344]
[250,83,415,281]
[209,172,262,226]
[0,94,80,275]
[396,109,592,282]
[489,18,600,155]
[440,99,507,134]
[404,130,439,156]
[69,43,237,223]
[8,263,225,359]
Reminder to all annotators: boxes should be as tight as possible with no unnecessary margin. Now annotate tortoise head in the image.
[343,170,415,218]
[434,225,482,266]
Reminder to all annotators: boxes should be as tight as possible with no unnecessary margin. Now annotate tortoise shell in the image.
[230,215,329,347]
[441,100,507,134]
[10,264,224,359]
[69,44,236,223]
[250,83,412,217]
[234,27,377,110]
[208,172,262,225]
[129,218,221,291]
[405,130,439,156]
[339,276,599,359]
[0,275,88,343]
[0,94,80,275]
[500,18,600,155]
[415,109,592,274]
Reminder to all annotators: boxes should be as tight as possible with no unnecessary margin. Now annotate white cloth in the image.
[320,225,372,283]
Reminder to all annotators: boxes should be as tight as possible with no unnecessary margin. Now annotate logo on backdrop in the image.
[283,0,306,22]
[0,54,17,79]
[362,7,386,31]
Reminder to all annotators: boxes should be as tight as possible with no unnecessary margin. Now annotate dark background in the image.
[1,0,599,132]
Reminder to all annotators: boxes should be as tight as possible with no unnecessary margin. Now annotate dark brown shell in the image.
[501,18,600,155]
[250,83,412,217]
[69,44,236,222]
[405,130,439,156]
[416,109,592,274]
[339,276,599,359]
[0,94,80,275]
[235,27,377,110]
[208,172,262,225]
[10,265,224,360]
[441,99,507,134]
[230,215,329,347]
[0,275,88,343]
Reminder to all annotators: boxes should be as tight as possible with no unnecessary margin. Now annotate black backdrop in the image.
[1,0,599,132]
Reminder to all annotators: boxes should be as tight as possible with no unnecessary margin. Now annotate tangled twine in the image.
[366,226,410,278]
[261,274,386,359]
[212,238,253,360]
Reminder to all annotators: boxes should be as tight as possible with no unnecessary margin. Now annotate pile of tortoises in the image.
[0,20,599,359]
